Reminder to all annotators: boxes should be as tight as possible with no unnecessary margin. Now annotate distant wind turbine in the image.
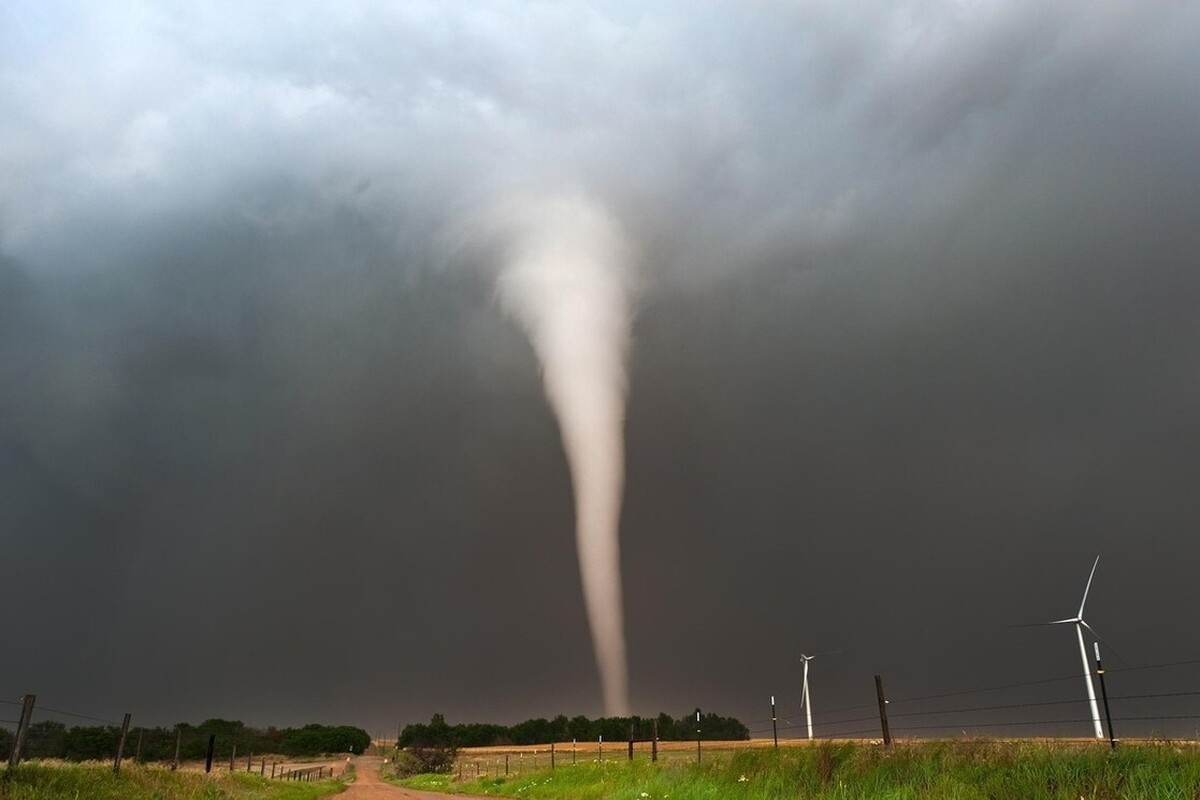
[1021,556,1105,740]
[799,651,839,740]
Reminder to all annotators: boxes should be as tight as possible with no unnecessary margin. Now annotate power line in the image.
[36,706,121,726]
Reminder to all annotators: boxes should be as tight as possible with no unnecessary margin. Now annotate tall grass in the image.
[0,761,345,800]
[398,740,1200,800]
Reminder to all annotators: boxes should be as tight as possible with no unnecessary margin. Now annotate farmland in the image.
[0,760,346,800]
[395,738,1200,799]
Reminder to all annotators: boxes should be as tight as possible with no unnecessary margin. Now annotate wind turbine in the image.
[1043,556,1105,740]
[799,651,839,740]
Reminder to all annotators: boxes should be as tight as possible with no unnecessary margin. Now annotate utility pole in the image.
[874,676,892,747]
[113,713,132,774]
[1094,642,1118,749]
[8,694,36,767]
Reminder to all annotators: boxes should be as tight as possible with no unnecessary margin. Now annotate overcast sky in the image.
[3,1,1200,740]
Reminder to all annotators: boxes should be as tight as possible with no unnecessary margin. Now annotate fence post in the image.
[230,744,236,771]
[113,713,132,774]
[134,728,143,763]
[7,694,36,767]
[247,751,253,771]
[695,709,702,764]
[204,735,215,773]
[771,696,778,750]
[1094,643,1118,750]
[874,675,892,747]
[260,758,266,776]
[505,753,509,775]
[271,761,277,779]
[551,741,555,769]
[628,723,634,761]
[651,719,658,763]
[171,727,181,771]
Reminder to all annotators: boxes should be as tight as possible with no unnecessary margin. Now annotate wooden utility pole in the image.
[874,675,892,747]
[113,713,132,774]
[8,694,36,767]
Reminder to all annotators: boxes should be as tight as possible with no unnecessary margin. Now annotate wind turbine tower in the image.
[1046,556,1105,740]
[799,651,837,740]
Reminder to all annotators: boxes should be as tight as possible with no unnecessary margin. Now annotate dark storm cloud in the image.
[2,1,1200,736]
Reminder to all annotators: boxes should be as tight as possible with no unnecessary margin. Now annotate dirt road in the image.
[341,756,490,800]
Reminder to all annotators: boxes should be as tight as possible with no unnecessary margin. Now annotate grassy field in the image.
[0,761,347,800]
[395,739,1200,799]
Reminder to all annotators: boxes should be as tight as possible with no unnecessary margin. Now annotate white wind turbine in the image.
[799,651,838,740]
[1041,556,1105,740]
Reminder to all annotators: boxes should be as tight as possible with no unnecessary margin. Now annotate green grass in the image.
[0,761,346,800]
[394,740,1200,800]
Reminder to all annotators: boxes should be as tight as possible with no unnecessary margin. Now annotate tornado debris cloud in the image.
[494,193,633,717]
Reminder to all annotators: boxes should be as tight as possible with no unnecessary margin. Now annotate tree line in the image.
[400,710,749,748]
[0,718,371,762]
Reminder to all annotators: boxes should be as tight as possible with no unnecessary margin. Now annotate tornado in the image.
[494,193,633,717]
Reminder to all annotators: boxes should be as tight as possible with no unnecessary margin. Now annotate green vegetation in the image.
[400,710,748,748]
[395,739,1200,800]
[1,719,371,763]
[0,761,344,800]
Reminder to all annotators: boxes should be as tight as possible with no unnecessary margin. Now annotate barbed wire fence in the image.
[8,655,1200,781]
[0,695,344,781]
[428,656,1200,780]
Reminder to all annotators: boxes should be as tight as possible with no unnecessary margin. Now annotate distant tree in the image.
[655,712,677,741]
[23,720,67,759]
[64,725,119,760]
[567,715,592,741]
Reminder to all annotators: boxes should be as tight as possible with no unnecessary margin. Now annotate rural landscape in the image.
[4,0,1200,797]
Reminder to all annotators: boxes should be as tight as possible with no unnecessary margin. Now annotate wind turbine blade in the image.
[1077,556,1100,617]
[1047,617,1080,625]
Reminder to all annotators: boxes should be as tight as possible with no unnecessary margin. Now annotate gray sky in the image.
[3,1,1200,739]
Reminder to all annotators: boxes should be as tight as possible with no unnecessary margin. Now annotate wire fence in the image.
[425,656,1200,779]
[8,655,1200,780]
[0,695,348,781]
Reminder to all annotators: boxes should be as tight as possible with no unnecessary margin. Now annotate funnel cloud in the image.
[493,194,633,717]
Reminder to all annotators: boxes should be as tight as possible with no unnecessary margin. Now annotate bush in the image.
[394,745,458,776]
